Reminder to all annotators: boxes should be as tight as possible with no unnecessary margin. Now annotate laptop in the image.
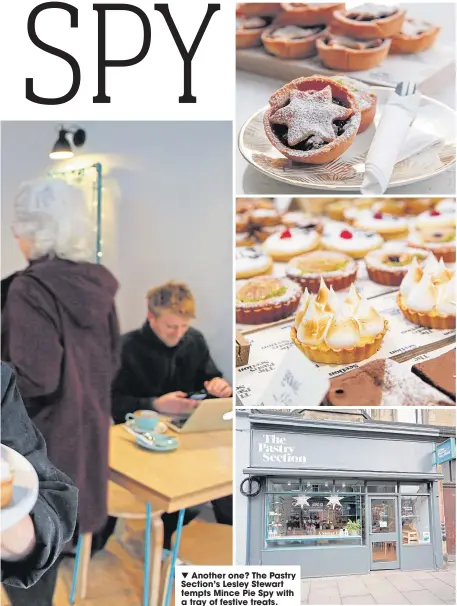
[165,398,233,433]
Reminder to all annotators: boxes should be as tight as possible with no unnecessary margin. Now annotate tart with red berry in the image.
[276,3,345,26]
[415,208,456,231]
[407,229,456,264]
[254,225,284,243]
[286,250,357,292]
[236,276,303,325]
[331,76,377,133]
[390,19,440,54]
[365,247,434,287]
[317,32,391,71]
[264,76,361,165]
[236,16,272,49]
[264,227,321,262]
[261,24,327,58]
[332,4,406,40]
[322,226,383,259]
[353,210,409,240]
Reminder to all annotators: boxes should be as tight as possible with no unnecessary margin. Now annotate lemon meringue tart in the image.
[236,276,302,325]
[291,278,388,364]
[397,257,456,329]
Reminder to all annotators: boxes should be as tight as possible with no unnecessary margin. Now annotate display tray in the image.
[236,42,455,96]
[235,220,456,406]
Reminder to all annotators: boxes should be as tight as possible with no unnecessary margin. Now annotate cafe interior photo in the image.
[0,121,234,606]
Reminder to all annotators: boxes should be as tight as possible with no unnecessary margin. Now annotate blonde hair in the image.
[12,178,92,262]
[147,281,196,319]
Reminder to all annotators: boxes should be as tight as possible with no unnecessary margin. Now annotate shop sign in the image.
[257,433,306,464]
[436,438,456,464]
[423,532,431,543]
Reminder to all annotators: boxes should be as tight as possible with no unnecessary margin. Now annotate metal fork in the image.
[395,81,417,96]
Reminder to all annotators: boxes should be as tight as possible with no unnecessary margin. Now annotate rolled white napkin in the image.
[362,90,427,195]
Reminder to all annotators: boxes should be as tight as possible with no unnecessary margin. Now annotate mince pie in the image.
[276,3,345,26]
[317,32,391,70]
[236,276,302,325]
[264,76,361,164]
[236,16,272,48]
[236,3,281,17]
[331,76,377,132]
[390,19,440,54]
[261,24,326,59]
[332,4,406,39]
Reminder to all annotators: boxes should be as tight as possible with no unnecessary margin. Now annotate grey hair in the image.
[12,178,93,262]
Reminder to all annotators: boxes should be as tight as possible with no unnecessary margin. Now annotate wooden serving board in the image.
[236,44,455,95]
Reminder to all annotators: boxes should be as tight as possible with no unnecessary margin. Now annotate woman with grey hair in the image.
[1,178,120,605]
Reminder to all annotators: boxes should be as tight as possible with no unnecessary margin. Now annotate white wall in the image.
[1,121,233,381]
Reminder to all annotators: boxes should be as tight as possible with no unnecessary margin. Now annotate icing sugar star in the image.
[270,86,352,146]
[293,495,310,508]
[326,495,343,509]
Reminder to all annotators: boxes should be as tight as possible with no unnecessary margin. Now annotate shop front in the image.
[242,414,445,578]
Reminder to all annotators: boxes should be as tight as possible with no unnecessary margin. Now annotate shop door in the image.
[369,497,400,570]
[443,485,456,557]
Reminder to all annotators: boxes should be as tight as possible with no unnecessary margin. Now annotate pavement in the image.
[301,563,456,605]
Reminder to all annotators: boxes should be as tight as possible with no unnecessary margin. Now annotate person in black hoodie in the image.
[112,281,233,542]
[1,363,78,605]
[1,178,120,604]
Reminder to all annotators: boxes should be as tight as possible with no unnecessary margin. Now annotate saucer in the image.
[135,434,179,453]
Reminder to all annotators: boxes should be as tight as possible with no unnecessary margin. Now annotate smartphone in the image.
[188,392,208,401]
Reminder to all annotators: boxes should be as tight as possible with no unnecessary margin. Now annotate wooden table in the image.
[109,425,233,606]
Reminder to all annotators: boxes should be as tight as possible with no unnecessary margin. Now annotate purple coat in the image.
[1,257,120,533]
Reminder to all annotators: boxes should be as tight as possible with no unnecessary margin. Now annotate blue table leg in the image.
[164,508,185,606]
[69,535,83,605]
[143,502,152,606]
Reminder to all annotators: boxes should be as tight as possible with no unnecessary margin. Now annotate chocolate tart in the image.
[261,24,326,59]
[317,33,391,71]
[237,16,272,48]
[236,276,302,324]
[276,3,345,26]
[264,76,361,165]
[390,19,440,54]
[412,349,456,402]
[286,250,357,292]
[332,4,406,40]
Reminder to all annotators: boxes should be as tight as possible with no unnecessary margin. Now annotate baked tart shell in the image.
[390,25,441,54]
[264,76,361,165]
[406,242,456,264]
[237,27,265,49]
[276,3,345,26]
[236,3,281,17]
[291,320,388,364]
[261,25,325,59]
[397,293,456,329]
[332,8,406,40]
[236,290,302,324]
[289,268,357,293]
[366,266,406,287]
[236,234,256,247]
[316,37,391,71]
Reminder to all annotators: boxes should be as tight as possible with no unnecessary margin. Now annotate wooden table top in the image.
[109,424,233,513]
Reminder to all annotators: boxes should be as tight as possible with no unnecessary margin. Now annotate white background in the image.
[0,1,235,120]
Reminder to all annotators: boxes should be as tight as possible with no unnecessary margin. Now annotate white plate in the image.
[1,445,39,531]
[238,87,456,191]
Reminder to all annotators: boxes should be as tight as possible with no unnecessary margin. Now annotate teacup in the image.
[125,410,159,432]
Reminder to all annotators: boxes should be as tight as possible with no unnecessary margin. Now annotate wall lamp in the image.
[49,125,86,160]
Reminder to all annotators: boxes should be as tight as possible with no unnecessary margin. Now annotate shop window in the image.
[367,482,397,493]
[301,479,333,492]
[266,492,364,548]
[399,483,429,494]
[267,479,300,492]
[335,480,363,493]
[401,495,431,545]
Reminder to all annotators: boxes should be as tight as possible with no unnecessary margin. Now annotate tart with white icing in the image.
[371,199,406,216]
[286,250,357,292]
[332,4,406,40]
[322,225,383,259]
[291,278,388,364]
[317,32,391,71]
[365,247,434,286]
[263,227,321,262]
[390,18,440,54]
[236,16,272,48]
[435,198,456,214]
[276,3,345,26]
[236,197,275,214]
[236,276,302,324]
[261,24,327,59]
[331,76,377,133]
[353,210,409,240]
[1,456,14,508]
[250,207,282,227]
[254,224,284,243]
[415,208,456,231]
[404,198,436,215]
[407,228,456,264]
[236,246,273,280]
[264,76,361,164]
[236,232,256,247]
[397,257,456,329]
[282,213,324,234]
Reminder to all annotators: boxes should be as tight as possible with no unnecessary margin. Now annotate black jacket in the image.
[1,363,78,589]
[111,322,222,424]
